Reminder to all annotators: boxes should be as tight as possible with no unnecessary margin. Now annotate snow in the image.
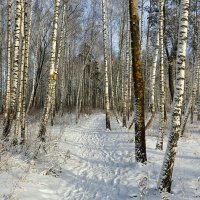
[0,113,200,199]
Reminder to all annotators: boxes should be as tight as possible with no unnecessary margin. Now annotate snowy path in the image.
[14,114,141,200]
[1,113,200,200]
[58,114,137,200]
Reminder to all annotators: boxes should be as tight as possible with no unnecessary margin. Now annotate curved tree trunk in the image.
[38,0,61,142]
[158,0,189,192]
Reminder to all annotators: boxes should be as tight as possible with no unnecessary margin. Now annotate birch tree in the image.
[180,22,200,136]
[4,0,12,122]
[0,4,3,113]
[129,0,147,163]
[38,0,61,142]
[14,0,25,143]
[145,32,159,130]
[158,0,190,192]
[156,0,165,150]
[102,0,111,130]
[122,16,129,128]
[3,0,22,139]
[51,1,66,126]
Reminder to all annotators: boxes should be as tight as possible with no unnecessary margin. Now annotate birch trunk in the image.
[20,0,32,143]
[3,0,22,139]
[122,22,129,128]
[145,32,159,130]
[0,5,3,113]
[181,25,200,136]
[156,0,165,150]
[14,0,25,143]
[197,71,200,121]
[4,0,12,121]
[158,0,189,192]
[102,0,111,130]
[129,0,147,163]
[51,1,66,125]
[38,0,60,142]
[26,20,41,114]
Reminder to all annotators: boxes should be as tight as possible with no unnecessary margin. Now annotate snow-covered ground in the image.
[0,113,200,200]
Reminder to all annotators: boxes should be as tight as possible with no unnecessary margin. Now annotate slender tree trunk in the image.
[0,5,3,113]
[158,0,189,192]
[102,0,111,130]
[122,15,129,128]
[4,0,12,122]
[38,0,61,142]
[145,32,159,130]
[26,21,41,114]
[51,2,66,126]
[144,0,152,112]
[129,0,147,163]
[181,25,200,136]
[197,70,200,121]
[156,0,165,150]
[140,0,144,45]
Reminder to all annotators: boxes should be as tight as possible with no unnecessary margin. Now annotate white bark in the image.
[4,0,12,120]
[158,0,189,192]
[38,0,61,141]
[156,0,165,150]
[150,33,159,113]
[14,0,25,141]
[181,24,200,136]
[102,0,111,130]
[2,0,22,139]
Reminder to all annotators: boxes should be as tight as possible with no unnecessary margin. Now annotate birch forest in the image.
[0,0,200,199]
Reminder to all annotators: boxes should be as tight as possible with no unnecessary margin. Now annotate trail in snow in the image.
[13,114,145,200]
[1,113,199,200]
[59,114,137,200]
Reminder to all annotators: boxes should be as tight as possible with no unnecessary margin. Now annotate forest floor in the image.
[0,112,200,200]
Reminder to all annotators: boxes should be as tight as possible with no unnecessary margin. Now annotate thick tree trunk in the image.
[158,0,189,192]
[129,0,147,163]
[3,0,22,139]
[14,1,25,143]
